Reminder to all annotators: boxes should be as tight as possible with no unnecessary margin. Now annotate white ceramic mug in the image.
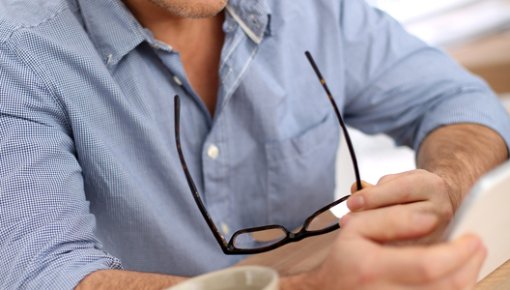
[166,266,279,290]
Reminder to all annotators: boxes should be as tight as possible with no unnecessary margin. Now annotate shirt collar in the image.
[76,0,271,66]
[77,0,150,66]
[226,0,272,44]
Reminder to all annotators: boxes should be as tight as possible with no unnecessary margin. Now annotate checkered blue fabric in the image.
[1,0,509,289]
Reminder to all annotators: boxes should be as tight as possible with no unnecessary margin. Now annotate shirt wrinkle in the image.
[1,42,72,131]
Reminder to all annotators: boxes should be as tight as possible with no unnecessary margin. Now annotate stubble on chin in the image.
[149,0,228,18]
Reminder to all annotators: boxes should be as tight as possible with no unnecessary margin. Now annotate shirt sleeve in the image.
[339,0,510,151]
[0,42,122,289]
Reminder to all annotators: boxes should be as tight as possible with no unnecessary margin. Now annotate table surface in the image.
[238,212,510,289]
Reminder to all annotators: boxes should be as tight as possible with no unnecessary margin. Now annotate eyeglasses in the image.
[174,51,362,255]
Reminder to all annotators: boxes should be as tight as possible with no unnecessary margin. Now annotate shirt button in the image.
[221,223,230,235]
[173,75,183,86]
[224,23,236,33]
[207,144,220,160]
[106,54,113,65]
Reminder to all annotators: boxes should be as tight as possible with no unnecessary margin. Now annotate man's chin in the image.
[149,0,228,18]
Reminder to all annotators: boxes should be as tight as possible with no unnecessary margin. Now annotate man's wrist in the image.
[417,124,508,210]
[433,170,463,212]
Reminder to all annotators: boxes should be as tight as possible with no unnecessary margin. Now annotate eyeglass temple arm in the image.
[305,51,362,191]
[174,95,230,251]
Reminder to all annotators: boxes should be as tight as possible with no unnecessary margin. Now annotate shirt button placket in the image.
[204,142,230,237]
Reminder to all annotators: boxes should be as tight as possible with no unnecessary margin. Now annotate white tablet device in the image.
[444,160,510,281]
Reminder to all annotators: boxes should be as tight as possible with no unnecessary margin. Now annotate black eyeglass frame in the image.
[174,51,362,255]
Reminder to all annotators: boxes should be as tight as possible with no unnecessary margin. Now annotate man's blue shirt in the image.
[1,0,509,288]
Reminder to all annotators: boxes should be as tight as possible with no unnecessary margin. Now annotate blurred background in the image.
[334,0,510,205]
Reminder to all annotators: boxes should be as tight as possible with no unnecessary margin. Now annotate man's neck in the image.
[123,1,225,116]
[123,1,224,51]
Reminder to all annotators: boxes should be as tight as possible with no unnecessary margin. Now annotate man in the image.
[0,0,508,289]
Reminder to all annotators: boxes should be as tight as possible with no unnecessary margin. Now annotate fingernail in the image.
[347,195,365,210]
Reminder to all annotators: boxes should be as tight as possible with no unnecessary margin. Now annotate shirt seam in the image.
[0,4,77,45]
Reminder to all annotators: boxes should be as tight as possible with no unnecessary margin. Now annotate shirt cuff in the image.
[414,89,510,153]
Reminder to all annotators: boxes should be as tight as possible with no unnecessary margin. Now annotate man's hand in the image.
[282,207,486,290]
[346,169,454,243]
[345,124,508,243]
